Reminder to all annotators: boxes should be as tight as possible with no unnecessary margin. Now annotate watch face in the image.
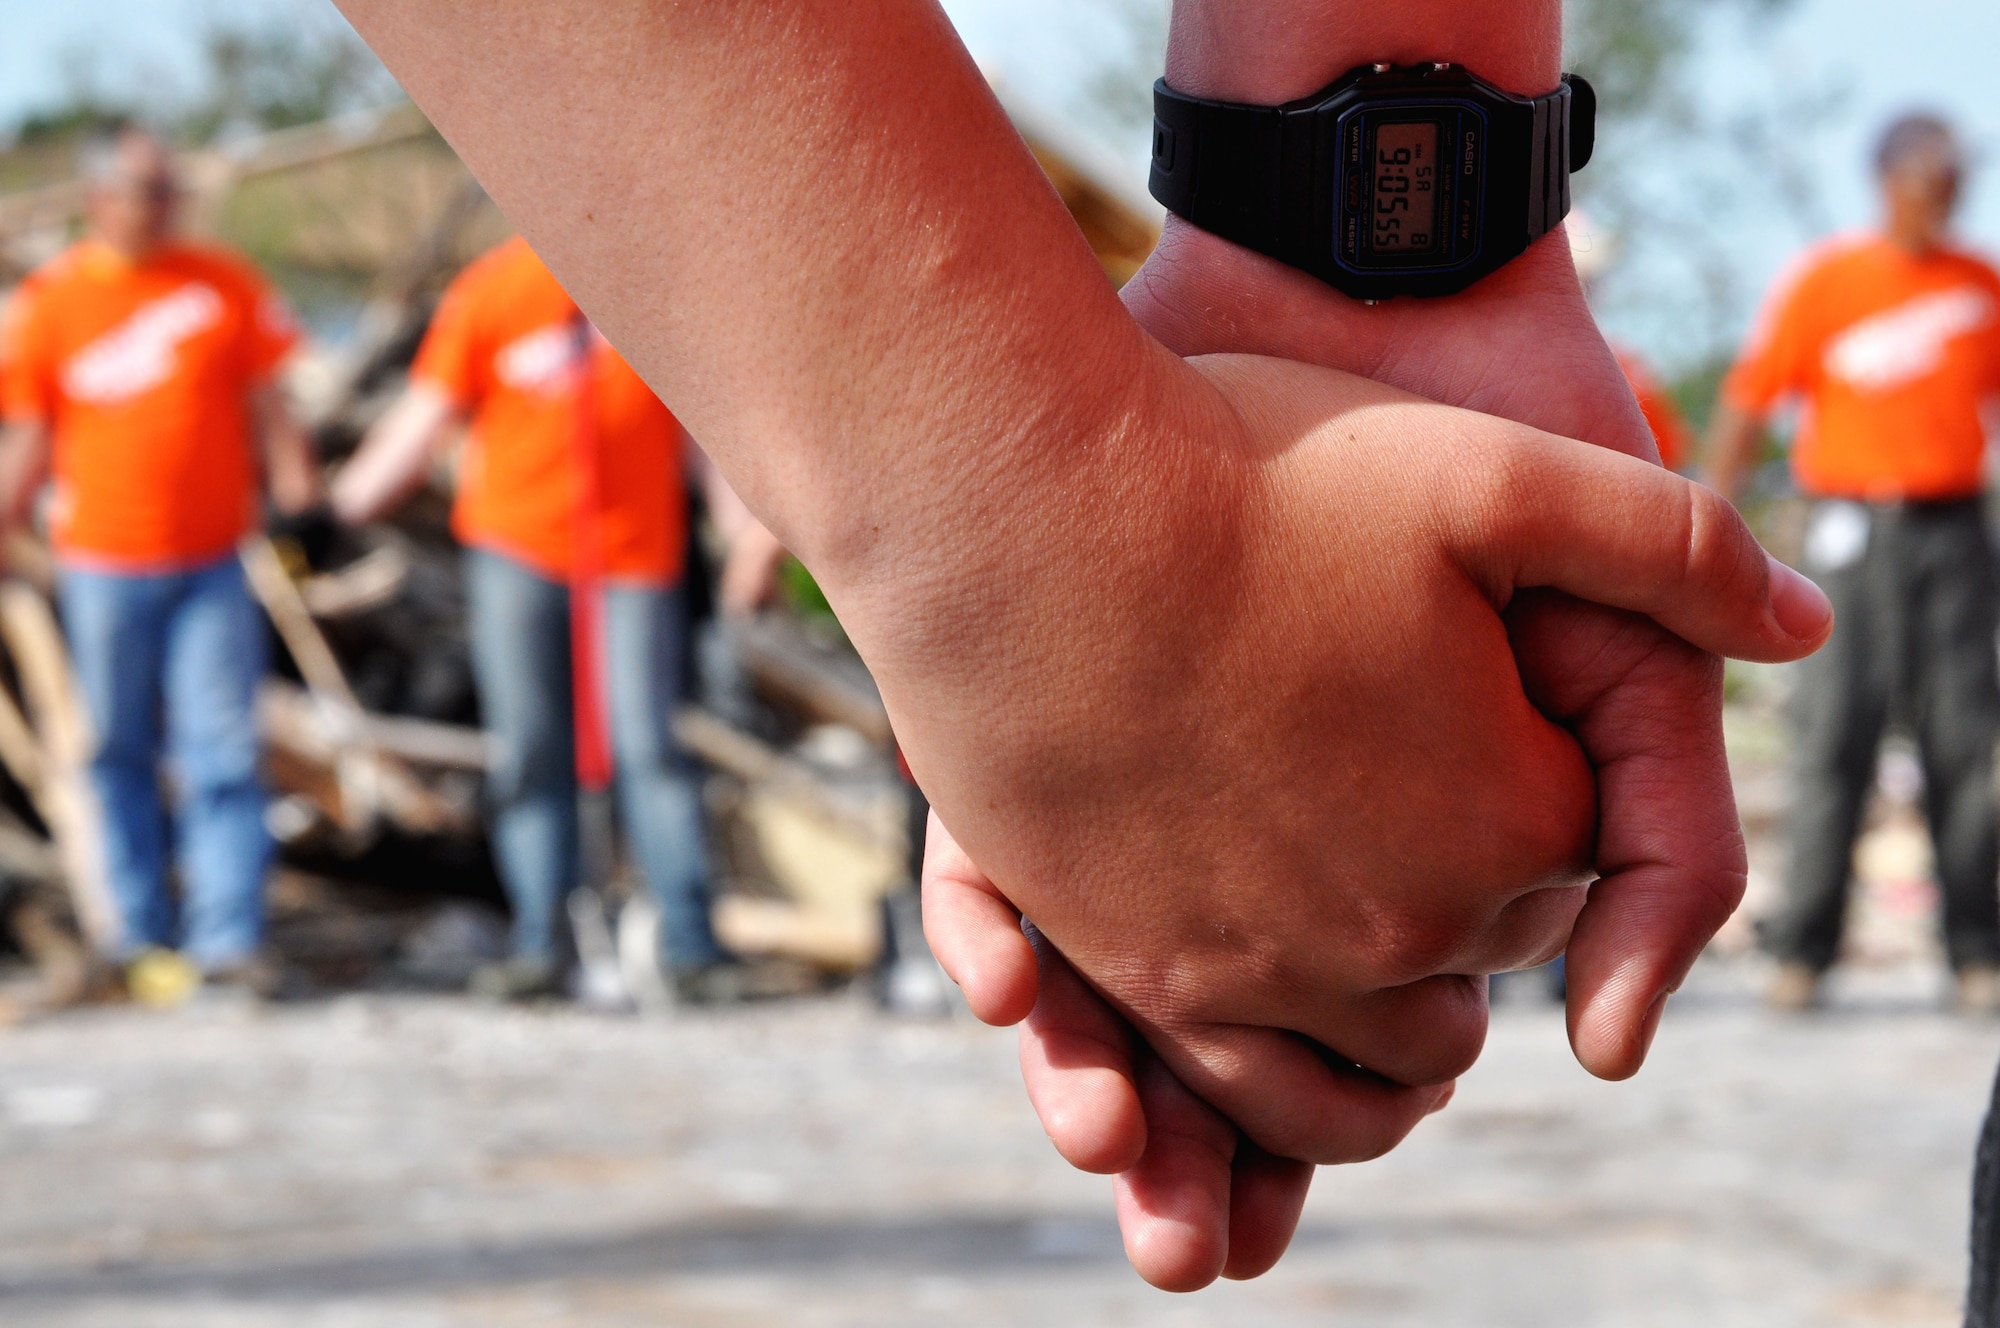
[1336,101,1485,276]
[1368,122,1441,254]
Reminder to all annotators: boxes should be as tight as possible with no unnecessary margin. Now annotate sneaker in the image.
[204,952,299,1002]
[125,948,202,1009]
[672,960,754,1007]
[468,957,565,1003]
[1956,966,2000,1017]
[1767,962,1821,1013]
[881,957,955,1017]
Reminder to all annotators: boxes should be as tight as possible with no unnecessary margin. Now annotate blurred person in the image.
[1707,113,2000,1014]
[0,126,319,993]
[333,235,775,1004]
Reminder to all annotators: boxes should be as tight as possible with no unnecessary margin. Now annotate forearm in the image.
[692,443,756,548]
[252,385,323,515]
[1702,404,1764,506]
[1167,0,1561,101]
[0,421,50,531]
[264,428,321,514]
[719,519,791,618]
[331,383,456,525]
[1127,1,1627,462]
[330,0,1164,597]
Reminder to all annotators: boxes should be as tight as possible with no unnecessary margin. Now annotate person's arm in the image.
[928,0,1795,1287]
[718,520,789,618]
[331,0,1827,1284]
[1703,402,1768,507]
[1171,0,1557,100]
[250,380,322,516]
[691,442,790,616]
[0,293,55,555]
[0,417,50,537]
[329,381,460,526]
[1131,0,1655,455]
[334,0,1147,594]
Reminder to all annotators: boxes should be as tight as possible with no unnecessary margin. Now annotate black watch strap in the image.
[1148,72,1596,274]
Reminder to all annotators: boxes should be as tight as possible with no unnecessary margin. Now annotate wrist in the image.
[775,312,1182,607]
[1165,0,1562,103]
[1129,222,1584,360]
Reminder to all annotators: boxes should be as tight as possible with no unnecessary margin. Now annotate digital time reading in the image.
[1370,122,1439,253]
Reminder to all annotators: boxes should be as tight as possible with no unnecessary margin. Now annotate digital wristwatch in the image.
[1148,63,1596,300]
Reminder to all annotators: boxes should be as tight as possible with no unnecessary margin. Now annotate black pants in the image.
[1765,499,2000,974]
[1972,1060,2000,1325]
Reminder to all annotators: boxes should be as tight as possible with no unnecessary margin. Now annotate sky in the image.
[2,0,1996,370]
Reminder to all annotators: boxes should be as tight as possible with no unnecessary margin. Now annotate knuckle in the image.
[1340,891,1468,986]
[1305,1094,1432,1166]
[1396,982,1490,1085]
[1684,483,1764,605]
[1369,913,1481,986]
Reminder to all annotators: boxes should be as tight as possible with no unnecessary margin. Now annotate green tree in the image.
[176,7,402,144]
[4,2,400,150]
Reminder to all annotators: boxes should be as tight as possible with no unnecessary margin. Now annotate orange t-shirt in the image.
[412,237,685,585]
[0,241,297,567]
[1613,345,1691,472]
[1723,234,2000,501]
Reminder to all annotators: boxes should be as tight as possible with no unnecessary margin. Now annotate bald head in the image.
[1874,112,1964,255]
[83,127,179,259]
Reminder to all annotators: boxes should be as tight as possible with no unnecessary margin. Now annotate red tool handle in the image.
[566,315,614,791]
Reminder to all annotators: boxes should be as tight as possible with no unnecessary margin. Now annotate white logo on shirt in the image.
[494,323,581,395]
[61,283,225,404]
[1823,286,1994,392]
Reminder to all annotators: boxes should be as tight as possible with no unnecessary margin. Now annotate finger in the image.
[1469,880,1591,972]
[1508,592,1744,1080]
[1564,632,1738,1079]
[1147,1021,1450,1165]
[1018,922,1148,1174]
[919,811,1037,1025]
[1288,972,1492,1090]
[1220,1146,1314,1281]
[1444,431,1831,663]
[1113,1055,1236,1292]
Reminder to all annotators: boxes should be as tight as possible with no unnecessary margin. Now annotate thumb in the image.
[1444,433,1831,664]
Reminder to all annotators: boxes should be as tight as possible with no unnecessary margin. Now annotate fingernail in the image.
[1767,555,1832,643]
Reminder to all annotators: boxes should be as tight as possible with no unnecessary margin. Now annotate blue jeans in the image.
[464,548,718,970]
[59,553,271,968]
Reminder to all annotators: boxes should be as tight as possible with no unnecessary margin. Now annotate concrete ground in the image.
[0,956,1994,1328]
[3,684,1990,1326]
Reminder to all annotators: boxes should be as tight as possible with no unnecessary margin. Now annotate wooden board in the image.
[0,583,118,953]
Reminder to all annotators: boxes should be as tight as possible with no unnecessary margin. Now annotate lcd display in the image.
[1369,122,1439,253]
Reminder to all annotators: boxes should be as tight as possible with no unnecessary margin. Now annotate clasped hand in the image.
[906,232,1830,1291]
